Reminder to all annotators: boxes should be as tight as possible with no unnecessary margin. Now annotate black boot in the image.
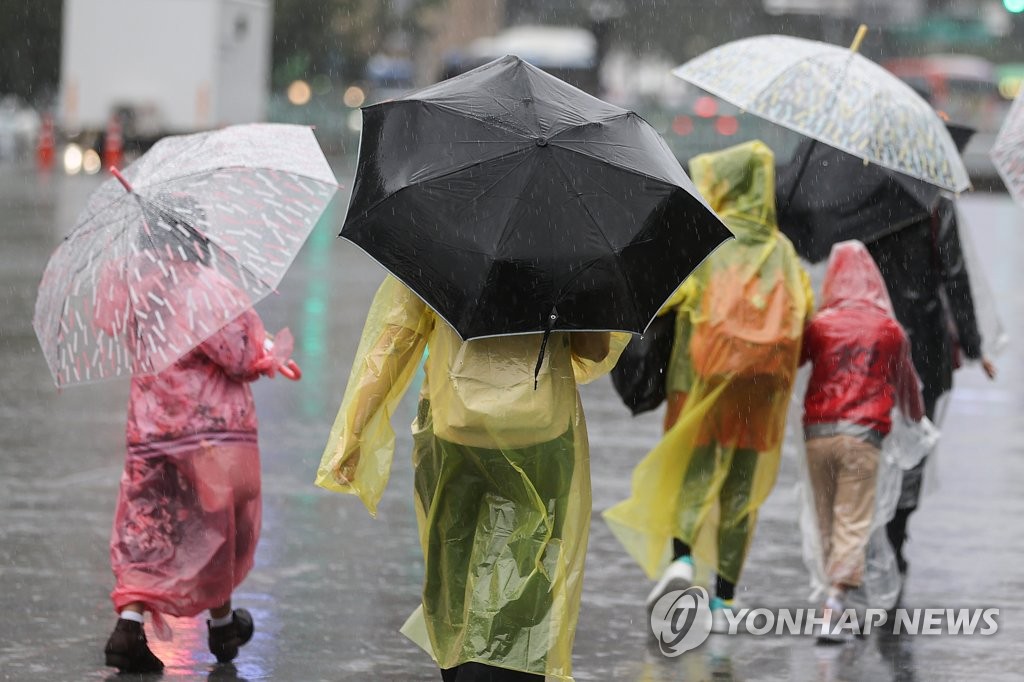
[104,618,165,674]
[886,508,913,576]
[207,608,254,663]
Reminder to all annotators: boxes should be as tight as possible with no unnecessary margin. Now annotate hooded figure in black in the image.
[865,126,997,575]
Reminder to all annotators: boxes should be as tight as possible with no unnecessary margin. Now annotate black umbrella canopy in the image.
[342,55,732,339]
[945,122,975,154]
[776,138,943,263]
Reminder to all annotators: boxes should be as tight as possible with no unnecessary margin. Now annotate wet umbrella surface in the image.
[341,55,732,340]
[32,124,338,386]
[991,86,1024,208]
[674,32,970,193]
[775,138,941,263]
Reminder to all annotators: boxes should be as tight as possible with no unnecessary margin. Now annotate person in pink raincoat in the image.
[93,216,300,674]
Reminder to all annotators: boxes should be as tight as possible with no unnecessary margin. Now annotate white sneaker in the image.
[816,596,852,644]
[645,557,695,612]
[710,596,737,634]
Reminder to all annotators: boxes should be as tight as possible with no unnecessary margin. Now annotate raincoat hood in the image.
[689,140,777,242]
[821,240,895,315]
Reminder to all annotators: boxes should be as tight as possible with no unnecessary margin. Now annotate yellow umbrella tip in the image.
[850,24,868,53]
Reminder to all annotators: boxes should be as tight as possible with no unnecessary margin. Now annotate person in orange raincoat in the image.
[604,140,813,632]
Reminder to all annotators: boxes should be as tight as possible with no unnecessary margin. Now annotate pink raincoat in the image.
[94,262,283,626]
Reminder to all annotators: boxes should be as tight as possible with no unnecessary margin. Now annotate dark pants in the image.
[440,663,544,681]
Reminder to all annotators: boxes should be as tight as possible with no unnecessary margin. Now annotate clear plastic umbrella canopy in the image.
[33,123,338,386]
[990,88,1024,206]
[673,34,971,193]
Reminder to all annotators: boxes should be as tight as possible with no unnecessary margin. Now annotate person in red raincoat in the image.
[801,241,924,641]
[93,223,300,673]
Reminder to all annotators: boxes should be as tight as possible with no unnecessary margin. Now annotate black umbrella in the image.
[775,138,942,263]
[341,56,731,346]
[775,123,975,263]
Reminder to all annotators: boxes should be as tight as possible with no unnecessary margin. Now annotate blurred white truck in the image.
[59,0,272,140]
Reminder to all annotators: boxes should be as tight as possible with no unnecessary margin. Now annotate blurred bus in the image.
[441,25,599,95]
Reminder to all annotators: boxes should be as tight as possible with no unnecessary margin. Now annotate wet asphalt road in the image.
[1,160,1022,681]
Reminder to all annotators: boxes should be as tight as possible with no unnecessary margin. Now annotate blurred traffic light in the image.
[1006,0,1024,14]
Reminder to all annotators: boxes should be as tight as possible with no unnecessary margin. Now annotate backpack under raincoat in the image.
[604,140,813,584]
[317,276,627,680]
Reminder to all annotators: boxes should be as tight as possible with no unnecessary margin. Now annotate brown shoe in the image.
[104,618,165,673]
[207,608,254,663]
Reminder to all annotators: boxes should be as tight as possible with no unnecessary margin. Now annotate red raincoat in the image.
[801,241,924,435]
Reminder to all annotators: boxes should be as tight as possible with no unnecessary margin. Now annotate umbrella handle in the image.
[279,359,302,381]
[534,310,558,390]
[782,138,818,207]
[110,166,133,192]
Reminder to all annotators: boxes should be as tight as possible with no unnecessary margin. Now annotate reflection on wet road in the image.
[0,163,1021,680]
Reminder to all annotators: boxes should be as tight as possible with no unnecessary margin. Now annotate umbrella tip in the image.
[849,24,868,53]
[110,166,133,193]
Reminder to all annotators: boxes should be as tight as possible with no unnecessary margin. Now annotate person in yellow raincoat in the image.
[317,275,627,681]
[604,140,813,632]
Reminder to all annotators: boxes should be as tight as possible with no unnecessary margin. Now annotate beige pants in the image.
[806,435,880,588]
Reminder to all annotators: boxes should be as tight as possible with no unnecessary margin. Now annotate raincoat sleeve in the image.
[936,203,983,360]
[797,267,815,363]
[658,277,694,316]
[663,276,699,395]
[800,265,815,320]
[571,331,630,384]
[799,319,817,366]
[315,276,431,515]
[198,309,268,382]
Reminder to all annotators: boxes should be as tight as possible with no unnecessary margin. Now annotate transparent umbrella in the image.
[990,87,1024,206]
[673,28,970,193]
[33,123,338,387]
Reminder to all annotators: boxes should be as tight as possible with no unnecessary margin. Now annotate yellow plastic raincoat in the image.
[317,276,627,680]
[603,140,813,585]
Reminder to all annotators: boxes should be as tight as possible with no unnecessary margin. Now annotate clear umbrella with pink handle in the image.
[33,123,337,387]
